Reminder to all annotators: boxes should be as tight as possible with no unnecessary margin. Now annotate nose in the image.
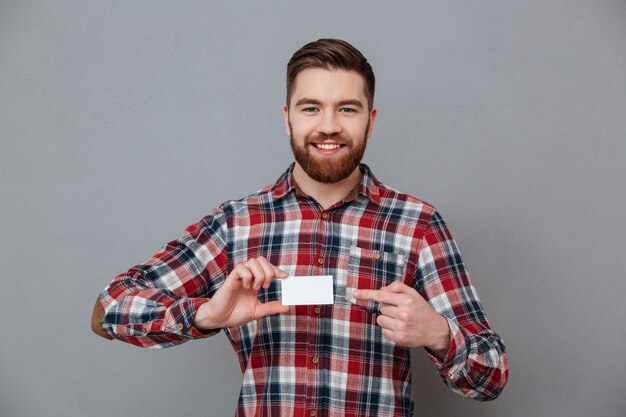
[316,112,342,136]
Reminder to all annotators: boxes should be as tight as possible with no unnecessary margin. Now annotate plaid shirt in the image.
[99,164,508,416]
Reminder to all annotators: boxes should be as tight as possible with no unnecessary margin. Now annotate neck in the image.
[292,163,362,210]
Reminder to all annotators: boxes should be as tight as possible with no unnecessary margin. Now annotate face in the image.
[284,68,377,184]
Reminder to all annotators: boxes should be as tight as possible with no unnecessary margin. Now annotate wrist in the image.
[427,315,451,360]
[194,301,220,331]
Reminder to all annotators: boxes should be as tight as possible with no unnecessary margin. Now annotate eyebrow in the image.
[294,98,364,109]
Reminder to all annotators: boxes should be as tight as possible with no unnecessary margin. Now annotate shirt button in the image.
[177,323,184,331]
[373,251,381,260]
[314,306,321,314]
[310,410,317,417]
[312,356,319,364]
[317,257,324,265]
[321,212,328,220]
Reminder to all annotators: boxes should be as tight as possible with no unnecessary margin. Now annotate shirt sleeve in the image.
[415,210,509,400]
[98,208,229,348]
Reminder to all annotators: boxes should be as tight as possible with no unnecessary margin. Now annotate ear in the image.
[366,107,378,138]
[283,104,291,137]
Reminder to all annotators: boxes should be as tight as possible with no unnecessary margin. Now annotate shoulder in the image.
[373,177,438,223]
[183,186,272,240]
[194,180,280,232]
[219,182,276,214]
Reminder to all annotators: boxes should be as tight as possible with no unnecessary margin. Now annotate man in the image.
[92,38,508,417]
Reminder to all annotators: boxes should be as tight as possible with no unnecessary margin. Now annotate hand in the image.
[194,257,290,330]
[353,280,451,359]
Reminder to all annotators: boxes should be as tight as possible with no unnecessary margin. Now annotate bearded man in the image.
[92,38,508,417]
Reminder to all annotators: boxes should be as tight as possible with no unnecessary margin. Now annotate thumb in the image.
[254,301,290,319]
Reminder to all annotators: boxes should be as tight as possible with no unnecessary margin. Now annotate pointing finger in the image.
[380,280,413,294]
[353,289,404,307]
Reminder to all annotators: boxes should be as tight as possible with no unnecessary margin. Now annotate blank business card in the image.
[280,275,334,305]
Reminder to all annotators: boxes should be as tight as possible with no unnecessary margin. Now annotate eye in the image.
[339,107,357,113]
[302,107,318,112]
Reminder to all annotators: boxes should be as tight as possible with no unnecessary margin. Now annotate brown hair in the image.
[286,38,375,109]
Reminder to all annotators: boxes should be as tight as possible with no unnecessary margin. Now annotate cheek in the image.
[289,119,314,139]
[347,121,370,138]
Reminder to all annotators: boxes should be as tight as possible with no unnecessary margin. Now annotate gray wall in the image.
[1,1,625,416]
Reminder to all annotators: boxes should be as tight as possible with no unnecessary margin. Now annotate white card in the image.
[280,275,334,305]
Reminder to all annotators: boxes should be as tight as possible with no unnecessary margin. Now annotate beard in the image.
[289,121,369,184]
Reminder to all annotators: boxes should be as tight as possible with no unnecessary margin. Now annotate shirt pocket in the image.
[345,246,408,314]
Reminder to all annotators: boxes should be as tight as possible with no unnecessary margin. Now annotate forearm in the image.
[429,318,508,401]
[416,210,509,399]
[422,313,451,361]
[95,211,229,347]
[98,275,218,348]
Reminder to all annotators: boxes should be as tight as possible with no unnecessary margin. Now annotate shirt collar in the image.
[271,163,382,205]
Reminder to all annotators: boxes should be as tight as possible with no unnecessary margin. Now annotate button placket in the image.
[307,207,329,414]
[316,210,331,269]
[306,278,320,417]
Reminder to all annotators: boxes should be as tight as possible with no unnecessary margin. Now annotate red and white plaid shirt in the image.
[99,164,508,416]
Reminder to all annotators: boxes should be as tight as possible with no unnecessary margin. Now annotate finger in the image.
[375,313,398,331]
[257,257,290,288]
[245,259,267,290]
[255,257,277,289]
[272,265,289,278]
[381,280,413,294]
[353,289,405,307]
[385,283,431,311]
[254,301,290,319]
[379,303,401,319]
[265,266,289,288]
[234,264,253,289]
[380,328,399,344]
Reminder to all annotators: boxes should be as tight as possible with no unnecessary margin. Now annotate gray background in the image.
[1,1,625,416]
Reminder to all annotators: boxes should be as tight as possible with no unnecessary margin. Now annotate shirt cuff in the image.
[426,318,468,378]
[166,297,221,339]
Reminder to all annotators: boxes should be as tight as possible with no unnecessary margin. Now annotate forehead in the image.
[290,68,367,105]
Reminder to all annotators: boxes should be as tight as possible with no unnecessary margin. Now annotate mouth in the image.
[309,142,346,156]
[313,143,344,150]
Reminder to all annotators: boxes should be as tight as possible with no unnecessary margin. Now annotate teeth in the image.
[315,143,341,150]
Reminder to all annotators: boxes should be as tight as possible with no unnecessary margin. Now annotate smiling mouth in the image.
[312,143,345,150]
